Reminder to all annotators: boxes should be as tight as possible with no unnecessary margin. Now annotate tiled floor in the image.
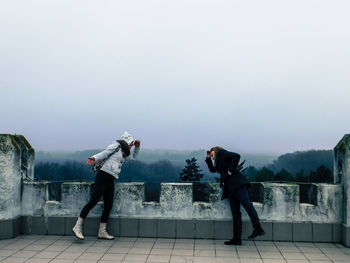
[0,235,350,263]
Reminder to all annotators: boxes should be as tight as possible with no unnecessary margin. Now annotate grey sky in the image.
[1,0,349,153]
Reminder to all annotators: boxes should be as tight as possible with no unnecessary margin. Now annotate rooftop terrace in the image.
[2,134,350,259]
[1,235,350,263]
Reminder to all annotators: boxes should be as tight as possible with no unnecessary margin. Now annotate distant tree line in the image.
[35,159,181,183]
[35,159,182,202]
[268,150,332,175]
[35,149,334,184]
[35,161,95,181]
[35,150,334,202]
[247,149,333,183]
[244,165,332,183]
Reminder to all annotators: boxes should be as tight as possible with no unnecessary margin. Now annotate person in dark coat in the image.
[205,146,265,245]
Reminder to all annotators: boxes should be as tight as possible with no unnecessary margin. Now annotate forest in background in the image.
[34,149,333,202]
[35,149,333,183]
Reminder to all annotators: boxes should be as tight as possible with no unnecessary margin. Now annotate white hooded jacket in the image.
[92,132,139,179]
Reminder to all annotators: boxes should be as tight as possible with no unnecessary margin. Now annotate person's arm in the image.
[128,140,141,160]
[205,150,217,173]
[92,141,120,162]
[219,174,224,188]
[222,150,240,173]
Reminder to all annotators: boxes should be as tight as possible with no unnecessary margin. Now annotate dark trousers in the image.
[229,186,261,236]
[80,170,115,223]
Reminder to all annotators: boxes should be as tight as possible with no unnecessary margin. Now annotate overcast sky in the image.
[0,0,349,153]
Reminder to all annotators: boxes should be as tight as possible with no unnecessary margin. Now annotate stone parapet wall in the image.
[334,134,350,226]
[0,134,22,220]
[1,133,350,246]
[13,135,35,182]
[20,181,342,223]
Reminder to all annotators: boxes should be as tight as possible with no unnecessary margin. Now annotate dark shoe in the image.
[248,227,265,239]
[224,239,242,245]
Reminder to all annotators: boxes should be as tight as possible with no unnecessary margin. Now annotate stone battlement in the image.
[1,134,350,246]
[20,181,341,223]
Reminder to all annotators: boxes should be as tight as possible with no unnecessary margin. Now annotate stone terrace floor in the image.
[1,235,350,263]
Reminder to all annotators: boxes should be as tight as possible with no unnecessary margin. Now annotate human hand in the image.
[134,140,140,147]
[87,157,95,165]
[228,170,232,176]
[206,150,211,158]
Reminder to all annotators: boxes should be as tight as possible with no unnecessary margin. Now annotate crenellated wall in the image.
[1,134,350,245]
[19,180,342,223]
[0,134,34,219]
[334,134,350,246]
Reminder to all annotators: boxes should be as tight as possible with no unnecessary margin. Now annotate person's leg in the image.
[101,179,114,223]
[80,174,106,219]
[225,196,242,245]
[236,186,265,239]
[229,196,241,217]
[73,172,107,239]
[98,178,115,240]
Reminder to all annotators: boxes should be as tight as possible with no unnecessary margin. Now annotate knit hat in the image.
[121,131,134,145]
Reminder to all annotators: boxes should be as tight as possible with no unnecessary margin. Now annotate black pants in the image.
[229,185,261,229]
[80,170,115,223]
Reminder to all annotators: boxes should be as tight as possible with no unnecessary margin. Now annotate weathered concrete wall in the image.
[0,134,22,220]
[334,134,350,247]
[13,135,34,182]
[259,183,342,223]
[334,134,350,226]
[20,181,342,223]
[261,183,299,221]
[22,182,47,216]
[0,133,344,223]
[115,183,146,216]
[159,183,193,218]
[0,133,349,245]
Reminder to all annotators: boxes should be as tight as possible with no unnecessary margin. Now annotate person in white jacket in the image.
[72,131,140,240]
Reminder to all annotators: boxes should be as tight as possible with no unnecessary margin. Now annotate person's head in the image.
[121,131,134,149]
[210,146,223,159]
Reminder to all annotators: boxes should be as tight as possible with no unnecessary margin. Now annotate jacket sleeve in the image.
[127,146,140,160]
[93,141,120,162]
[219,174,224,188]
[205,157,217,173]
[222,150,241,172]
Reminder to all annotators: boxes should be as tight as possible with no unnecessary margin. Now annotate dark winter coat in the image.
[205,149,250,200]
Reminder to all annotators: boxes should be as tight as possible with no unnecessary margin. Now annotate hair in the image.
[210,146,224,156]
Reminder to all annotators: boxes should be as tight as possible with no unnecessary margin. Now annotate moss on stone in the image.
[9,134,21,153]
[17,135,34,153]
[0,134,21,153]
[10,135,21,152]
[334,134,350,150]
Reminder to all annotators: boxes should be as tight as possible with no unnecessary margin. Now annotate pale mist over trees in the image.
[35,149,333,184]
[34,149,333,202]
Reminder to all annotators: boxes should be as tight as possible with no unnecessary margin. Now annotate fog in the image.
[1,0,349,153]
